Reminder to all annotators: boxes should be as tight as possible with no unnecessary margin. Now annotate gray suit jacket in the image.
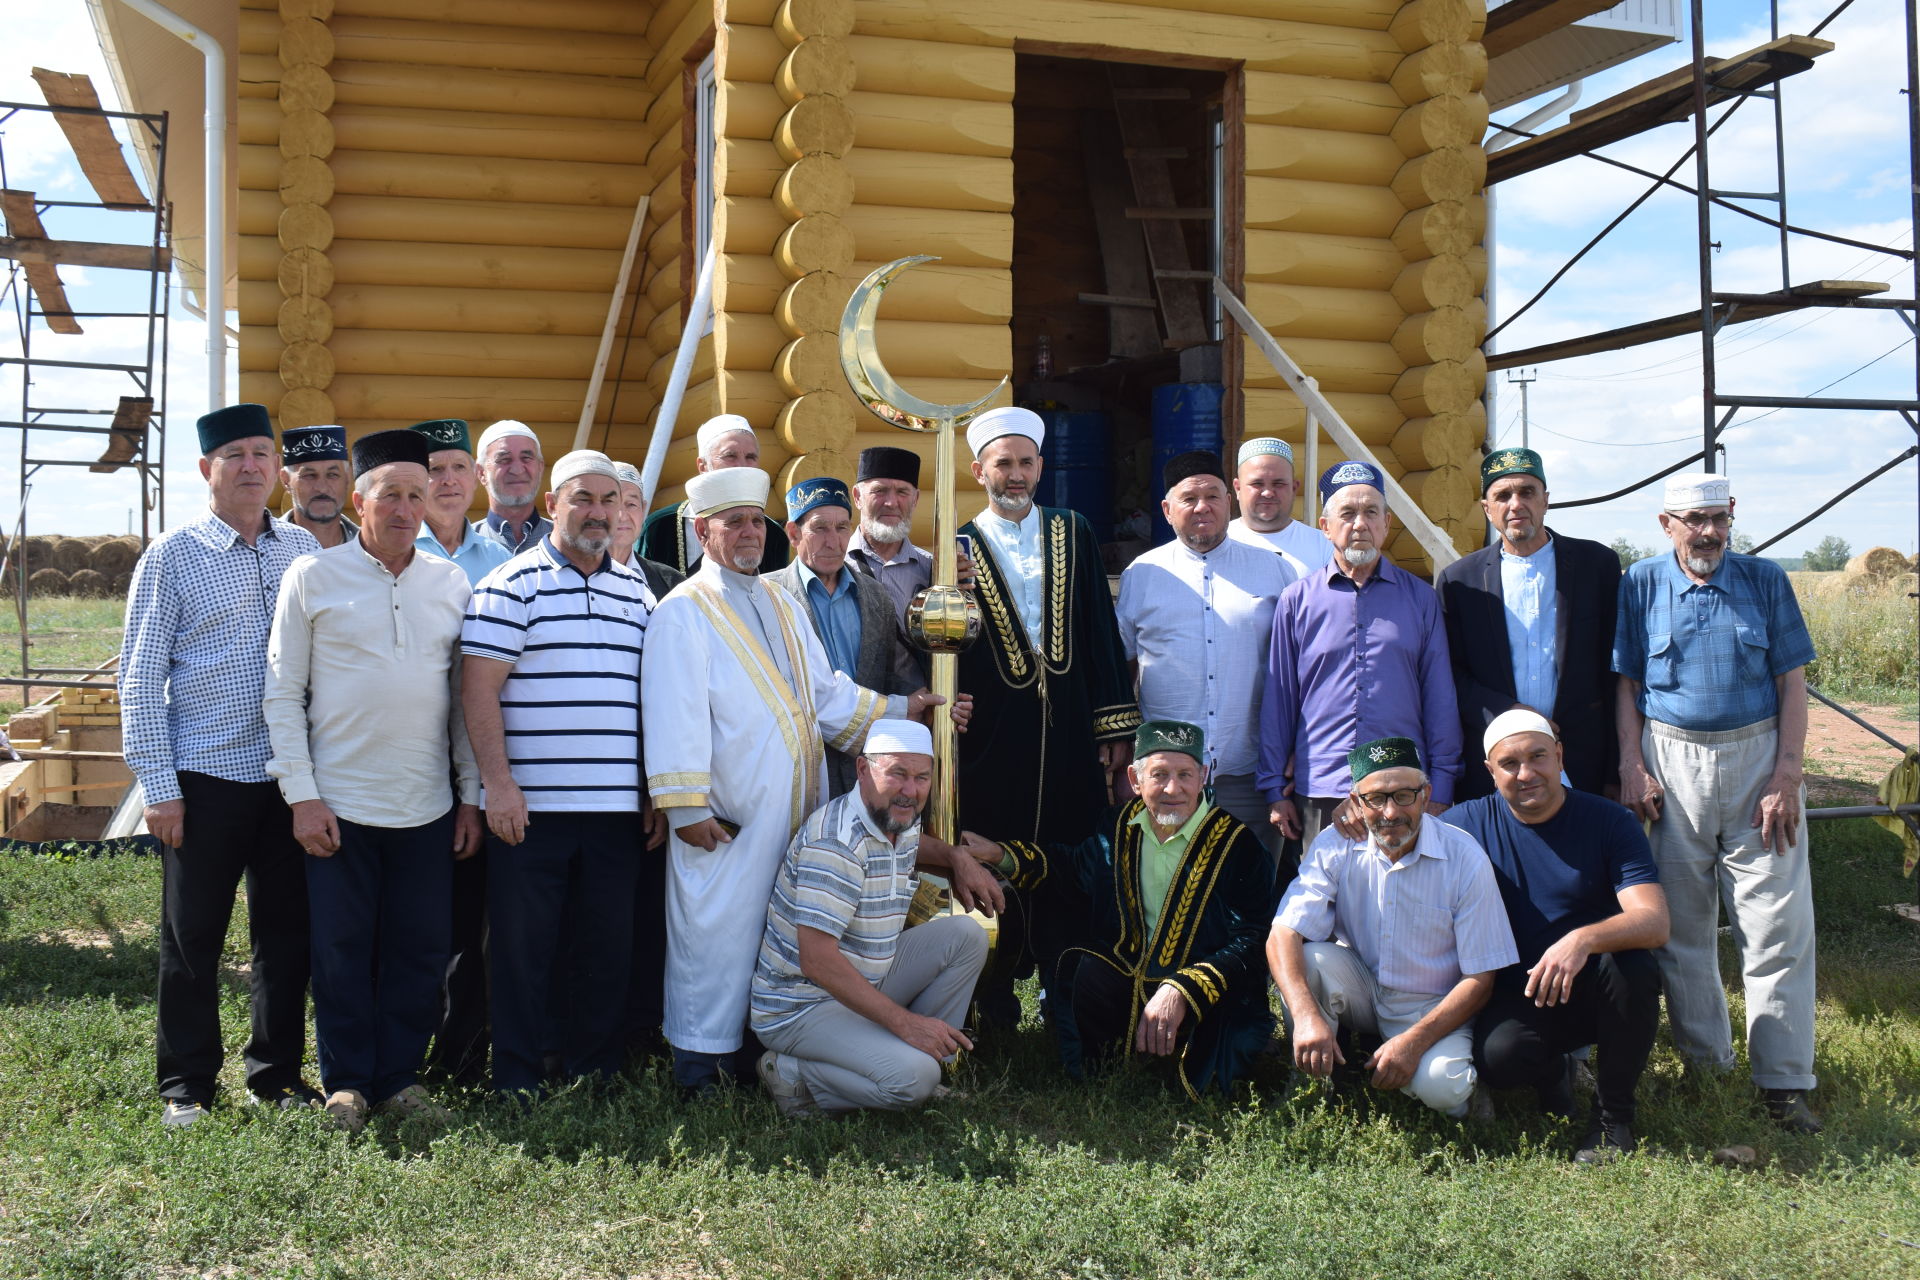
[767,560,923,797]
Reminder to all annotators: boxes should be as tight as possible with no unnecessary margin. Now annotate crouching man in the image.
[751,720,1000,1116]
[1268,737,1517,1117]
[966,720,1278,1099]
[264,429,483,1132]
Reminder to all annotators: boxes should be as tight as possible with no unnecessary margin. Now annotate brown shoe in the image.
[376,1084,452,1125]
[1763,1089,1823,1135]
[324,1089,368,1134]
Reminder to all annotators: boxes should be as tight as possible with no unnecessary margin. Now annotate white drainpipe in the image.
[113,0,228,410]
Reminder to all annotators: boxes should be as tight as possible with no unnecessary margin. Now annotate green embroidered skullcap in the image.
[1135,719,1205,766]
[1480,446,1545,494]
[408,418,472,454]
[1348,736,1422,783]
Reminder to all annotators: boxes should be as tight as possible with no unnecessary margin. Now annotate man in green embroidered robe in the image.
[958,406,1140,1027]
[962,720,1276,1096]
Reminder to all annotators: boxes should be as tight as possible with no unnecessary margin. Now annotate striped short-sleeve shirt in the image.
[750,790,919,1033]
[460,537,649,811]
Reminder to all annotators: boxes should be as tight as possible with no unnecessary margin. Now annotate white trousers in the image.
[758,915,988,1113]
[1644,718,1817,1091]
[1293,941,1477,1117]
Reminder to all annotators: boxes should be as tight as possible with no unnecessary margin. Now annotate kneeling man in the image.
[1268,737,1517,1117]
[751,719,999,1116]
[971,720,1277,1098]
[1447,710,1668,1162]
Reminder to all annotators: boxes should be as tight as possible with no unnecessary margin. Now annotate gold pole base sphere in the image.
[905,584,982,654]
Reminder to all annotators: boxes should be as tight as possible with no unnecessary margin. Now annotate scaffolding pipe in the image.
[110,0,225,410]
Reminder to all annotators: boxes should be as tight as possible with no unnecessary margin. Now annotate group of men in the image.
[122,394,1823,1159]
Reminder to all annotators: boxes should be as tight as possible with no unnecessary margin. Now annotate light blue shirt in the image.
[1275,817,1518,996]
[1499,537,1558,714]
[416,522,512,587]
[973,504,1044,649]
[798,560,863,677]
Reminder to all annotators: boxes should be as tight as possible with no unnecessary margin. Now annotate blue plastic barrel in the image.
[1150,383,1225,543]
[1033,409,1112,540]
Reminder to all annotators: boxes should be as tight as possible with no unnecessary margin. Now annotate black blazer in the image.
[1434,529,1621,801]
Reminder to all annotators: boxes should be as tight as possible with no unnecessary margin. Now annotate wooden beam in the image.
[570,195,649,453]
[1486,280,1887,370]
[0,235,173,273]
[0,193,80,335]
[90,397,152,474]
[1482,0,1620,60]
[1488,35,1834,185]
[29,68,150,209]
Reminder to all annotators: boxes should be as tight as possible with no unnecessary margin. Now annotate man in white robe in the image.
[642,466,944,1094]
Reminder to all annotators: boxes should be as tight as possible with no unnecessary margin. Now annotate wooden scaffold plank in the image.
[0,191,81,335]
[29,68,151,209]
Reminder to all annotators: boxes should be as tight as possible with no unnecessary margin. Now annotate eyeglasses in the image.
[1354,786,1427,811]
[1668,512,1733,531]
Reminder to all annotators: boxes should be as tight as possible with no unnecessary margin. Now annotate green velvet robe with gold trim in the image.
[1002,799,1277,1098]
[957,506,1139,845]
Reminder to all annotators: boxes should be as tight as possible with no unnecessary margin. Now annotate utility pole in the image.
[1505,367,1537,449]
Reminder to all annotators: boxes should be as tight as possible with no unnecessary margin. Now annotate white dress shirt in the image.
[1275,817,1518,996]
[1117,534,1295,777]
[1227,516,1334,580]
[973,503,1044,649]
[265,541,479,828]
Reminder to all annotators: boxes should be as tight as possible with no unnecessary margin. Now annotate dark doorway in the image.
[1011,52,1236,567]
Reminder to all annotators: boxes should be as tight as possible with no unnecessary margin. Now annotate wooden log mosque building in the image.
[93,0,1501,571]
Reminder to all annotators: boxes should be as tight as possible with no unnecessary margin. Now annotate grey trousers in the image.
[1644,717,1817,1091]
[1213,772,1280,860]
[757,914,989,1113]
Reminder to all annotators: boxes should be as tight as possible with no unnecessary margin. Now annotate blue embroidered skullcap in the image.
[1318,459,1386,506]
[281,424,349,465]
[785,476,852,524]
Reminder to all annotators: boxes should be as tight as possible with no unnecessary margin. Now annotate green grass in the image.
[1800,580,1919,710]
[1,820,1918,1278]
[0,594,125,719]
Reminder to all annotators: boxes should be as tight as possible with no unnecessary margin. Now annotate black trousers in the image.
[625,841,668,1058]
[155,772,310,1105]
[1472,948,1661,1124]
[1072,958,1211,1085]
[486,812,640,1094]
[426,844,490,1086]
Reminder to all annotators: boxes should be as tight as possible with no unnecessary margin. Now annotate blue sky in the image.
[1,0,1914,560]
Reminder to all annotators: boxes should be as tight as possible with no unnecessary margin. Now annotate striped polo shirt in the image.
[749,790,919,1033]
[460,537,649,812]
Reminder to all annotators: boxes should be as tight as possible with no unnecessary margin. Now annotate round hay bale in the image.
[76,534,113,549]
[50,537,91,575]
[108,570,132,599]
[28,567,70,596]
[89,537,140,576]
[1837,569,1877,595]
[67,568,110,598]
[1843,546,1907,580]
[16,535,57,574]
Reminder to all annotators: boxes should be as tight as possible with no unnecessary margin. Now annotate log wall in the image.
[235,0,1487,555]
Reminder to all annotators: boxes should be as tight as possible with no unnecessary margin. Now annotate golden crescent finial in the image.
[839,255,1008,432]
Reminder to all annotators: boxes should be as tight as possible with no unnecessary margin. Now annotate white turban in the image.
[1663,471,1730,510]
[685,467,769,518]
[550,449,620,490]
[1483,709,1557,758]
[696,414,756,458]
[864,718,933,758]
[966,406,1045,458]
[476,419,540,460]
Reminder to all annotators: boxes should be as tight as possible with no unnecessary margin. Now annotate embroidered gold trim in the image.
[688,579,817,834]
[827,685,881,754]
[1094,706,1142,737]
[765,584,826,823]
[1154,812,1237,971]
[969,535,1033,687]
[1046,514,1068,669]
[652,792,708,810]
[647,771,712,789]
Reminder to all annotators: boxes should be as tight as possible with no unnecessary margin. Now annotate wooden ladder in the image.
[1106,66,1211,351]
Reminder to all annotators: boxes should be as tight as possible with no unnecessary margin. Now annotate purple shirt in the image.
[1259,557,1463,805]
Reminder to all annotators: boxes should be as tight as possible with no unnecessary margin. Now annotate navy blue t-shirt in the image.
[1445,791,1659,966]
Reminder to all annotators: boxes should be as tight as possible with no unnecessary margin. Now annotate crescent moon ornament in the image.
[837,255,1001,961]
[840,255,1008,430]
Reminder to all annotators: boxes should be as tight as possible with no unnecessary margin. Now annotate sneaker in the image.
[376,1084,452,1125]
[161,1099,205,1129]
[324,1089,369,1135]
[756,1050,818,1118]
[1573,1114,1637,1165]
[246,1083,322,1111]
[1762,1089,1823,1134]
